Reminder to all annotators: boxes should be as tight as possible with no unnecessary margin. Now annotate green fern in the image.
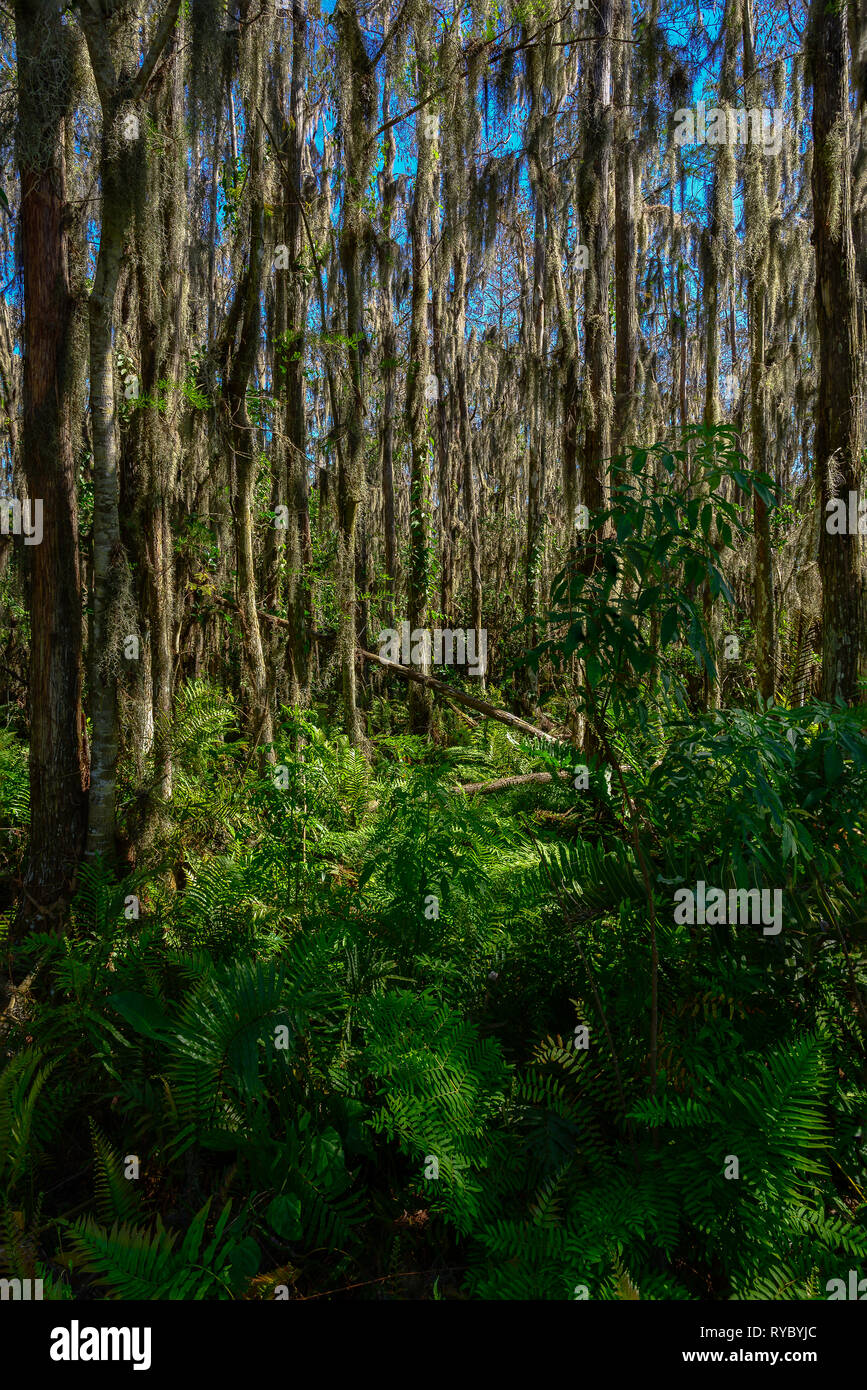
[66,1198,258,1300]
[90,1121,141,1226]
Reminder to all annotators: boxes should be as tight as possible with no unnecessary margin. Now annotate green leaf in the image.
[227,1237,260,1290]
[308,1127,344,1179]
[108,991,172,1041]
[266,1194,303,1241]
[823,744,844,785]
[661,606,679,647]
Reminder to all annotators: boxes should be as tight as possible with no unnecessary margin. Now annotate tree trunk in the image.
[614,0,638,454]
[15,0,87,921]
[284,0,313,703]
[433,274,455,625]
[80,33,133,862]
[378,81,398,626]
[452,235,483,683]
[224,90,273,755]
[810,0,866,703]
[405,16,434,734]
[80,0,181,859]
[582,0,615,510]
[698,11,736,713]
[743,0,775,703]
[335,0,375,745]
[524,198,546,699]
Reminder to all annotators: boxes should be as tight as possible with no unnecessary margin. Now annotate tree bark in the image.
[284,0,313,703]
[743,0,775,703]
[810,0,866,703]
[80,14,135,862]
[582,0,615,511]
[405,15,434,733]
[452,224,483,682]
[80,0,181,860]
[614,0,638,454]
[223,75,273,755]
[335,0,375,745]
[14,0,87,921]
[698,6,736,712]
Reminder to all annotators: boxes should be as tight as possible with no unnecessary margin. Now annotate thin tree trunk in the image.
[743,0,775,703]
[524,198,546,701]
[698,4,736,712]
[80,53,131,862]
[335,0,375,745]
[284,0,312,703]
[453,240,484,684]
[224,97,273,755]
[582,0,615,511]
[405,15,434,733]
[614,0,638,454]
[433,275,455,625]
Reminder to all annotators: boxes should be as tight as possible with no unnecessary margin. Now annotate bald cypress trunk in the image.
[147,41,185,812]
[80,0,181,860]
[743,0,775,703]
[80,14,138,862]
[378,103,398,626]
[453,245,483,684]
[525,198,546,695]
[810,0,866,703]
[14,0,87,921]
[614,0,638,454]
[582,0,615,511]
[284,0,313,703]
[448,54,483,687]
[223,78,273,755]
[121,23,188,852]
[699,0,737,712]
[749,277,775,701]
[335,0,375,745]
[405,18,434,734]
[678,208,688,437]
[433,274,455,626]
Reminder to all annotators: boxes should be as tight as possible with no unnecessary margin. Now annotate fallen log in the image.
[366,770,572,814]
[359,648,558,745]
[210,593,290,628]
[455,771,570,796]
[210,595,334,644]
[208,597,559,748]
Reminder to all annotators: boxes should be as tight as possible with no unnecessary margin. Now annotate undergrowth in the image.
[1,680,866,1299]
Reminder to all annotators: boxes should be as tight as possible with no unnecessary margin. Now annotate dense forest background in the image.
[0,0,866,1302]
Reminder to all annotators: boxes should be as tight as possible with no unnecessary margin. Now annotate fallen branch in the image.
[359,648,558,745]
[208,599,560,747]
[209,594,332,643]
[366,770,571,815]
[457,771,570,796]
